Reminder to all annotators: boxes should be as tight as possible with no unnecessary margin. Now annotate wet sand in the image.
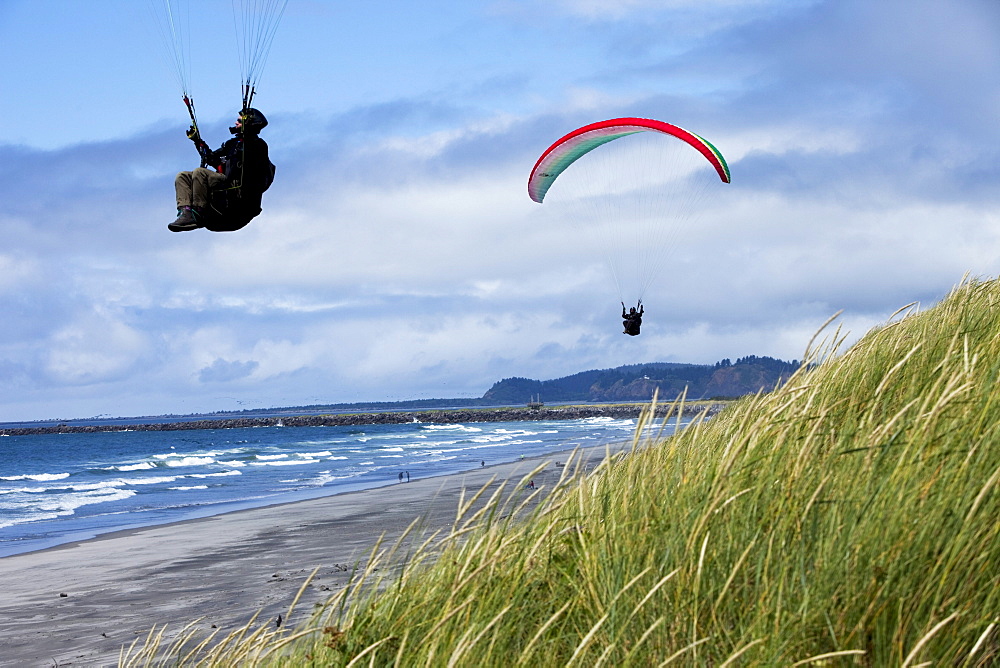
[0,443,627,667]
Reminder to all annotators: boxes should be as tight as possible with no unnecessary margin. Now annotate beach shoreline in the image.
[0,442,629,667]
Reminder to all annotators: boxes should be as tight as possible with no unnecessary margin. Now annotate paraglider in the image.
[622,301,644,336]
[150,0,287,233]
[528,117,730,334]
[170,107,275,232]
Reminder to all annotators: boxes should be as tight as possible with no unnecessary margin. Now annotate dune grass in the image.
[123,277,1000,666]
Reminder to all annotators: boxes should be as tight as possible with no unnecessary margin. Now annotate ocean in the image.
[0,414,687,558]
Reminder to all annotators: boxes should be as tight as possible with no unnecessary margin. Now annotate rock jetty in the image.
[1,403,726,437]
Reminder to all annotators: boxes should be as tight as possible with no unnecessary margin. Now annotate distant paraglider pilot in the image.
[170,108,275,233]
[622,301,644,336]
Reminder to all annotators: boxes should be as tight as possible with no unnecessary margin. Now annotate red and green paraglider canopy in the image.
[528,117,730,204]
[527,117,731,307]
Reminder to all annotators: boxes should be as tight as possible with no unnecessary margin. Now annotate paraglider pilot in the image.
[622,301,644,336]
[170,108,275,232]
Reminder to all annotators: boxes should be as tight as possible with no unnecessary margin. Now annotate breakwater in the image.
[1,403,726,436]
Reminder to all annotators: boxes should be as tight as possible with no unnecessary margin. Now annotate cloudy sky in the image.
[1,0,998,422]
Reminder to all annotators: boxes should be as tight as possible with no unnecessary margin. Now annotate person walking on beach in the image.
[622,301,644,336]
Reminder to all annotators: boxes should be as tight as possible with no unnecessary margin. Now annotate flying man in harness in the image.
[622,301,644,336]
[169,107,275,233]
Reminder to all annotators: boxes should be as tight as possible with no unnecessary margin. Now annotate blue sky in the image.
[1,0,999,421]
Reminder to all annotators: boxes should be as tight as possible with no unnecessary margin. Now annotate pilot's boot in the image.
[168,206,203,232]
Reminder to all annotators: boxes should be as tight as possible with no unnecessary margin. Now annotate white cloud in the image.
[0,253,40,293]
[44,310,148,385]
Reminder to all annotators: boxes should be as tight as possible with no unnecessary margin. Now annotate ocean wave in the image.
[0,511,62,530]
[200,447,253,457]
[249,458,320,467]
[169,485,209,491]
[295,439,347,446]
[189,470,242,479]
[277,469,365,489]
[0,486,43,496]
[369,433,421,440]
[394,440,437,449]
[152,447,247,462]
[470,434,526,444]
[1,487,139,527]
[113,462,157,472]
[447,441,531,453]
[582,416,634,426]
[69,476,179,491]
[1,472,71,482]
[413,453,459,464]
[508,439,544,446]
[161,456,217,468]
[421,424,483,432]
[216,459,248,467]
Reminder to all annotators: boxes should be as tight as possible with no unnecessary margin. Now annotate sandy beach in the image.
[0,443,626,667]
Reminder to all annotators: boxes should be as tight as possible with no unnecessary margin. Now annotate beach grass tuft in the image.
[125,276,1000,666]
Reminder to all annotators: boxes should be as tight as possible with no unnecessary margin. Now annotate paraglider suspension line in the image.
[242,83,256,112]
[183,94,199,131]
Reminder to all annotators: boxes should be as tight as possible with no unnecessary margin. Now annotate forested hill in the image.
[482,356,800,404]
[113,356,800,423]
